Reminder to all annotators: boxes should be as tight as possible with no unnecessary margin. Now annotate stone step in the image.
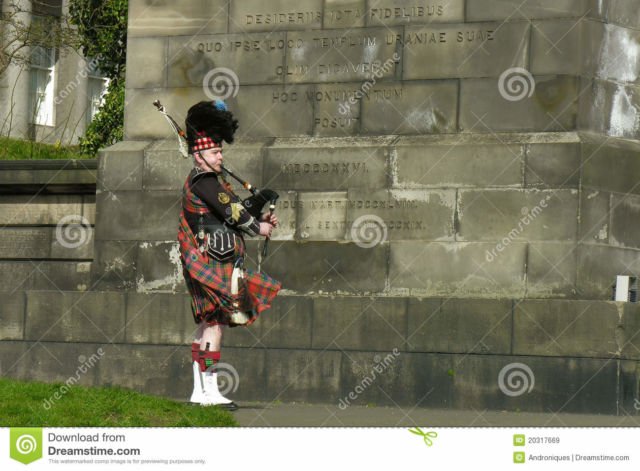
[0,159,97,194]
[4,291,638,360]
[0,164,96,289]
[92,237,640,301]
[2,291,638,413]
[94,134,640,300]
[0,339,637,415]
[233,402,640,427]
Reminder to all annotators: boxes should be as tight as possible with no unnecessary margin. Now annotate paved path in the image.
[233,402,640,427]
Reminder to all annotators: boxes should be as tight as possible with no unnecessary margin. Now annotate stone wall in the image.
[93,132,640,300]
[123,0,639,141]
[580,0,640,139]
[0,160,96,293]
[113,0,640,300]
[2,291,639,413]
[2,0,640,416]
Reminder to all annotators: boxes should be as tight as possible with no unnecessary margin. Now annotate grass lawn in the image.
[0,137,93,160]
[0,378,237,427]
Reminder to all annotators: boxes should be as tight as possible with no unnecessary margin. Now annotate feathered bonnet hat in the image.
[185,99,239,154]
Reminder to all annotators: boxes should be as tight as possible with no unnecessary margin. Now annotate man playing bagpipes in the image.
[158,99,281,410]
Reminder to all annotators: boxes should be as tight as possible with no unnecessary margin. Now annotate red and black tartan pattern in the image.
[198,350,221,372]
[178,174,281,326]
[189,136,221,154]
[182,170,211,214]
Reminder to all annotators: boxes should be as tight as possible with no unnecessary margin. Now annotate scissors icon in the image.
[409,427,438,446]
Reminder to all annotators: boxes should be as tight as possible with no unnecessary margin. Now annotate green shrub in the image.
[78,78,125,156]
[69,0,127,156]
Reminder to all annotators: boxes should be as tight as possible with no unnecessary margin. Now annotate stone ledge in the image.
[0,340,634,414]
[15,290,640,359]
[0,160,97,194]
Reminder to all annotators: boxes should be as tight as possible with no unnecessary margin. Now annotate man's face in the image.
[195,145,223,173]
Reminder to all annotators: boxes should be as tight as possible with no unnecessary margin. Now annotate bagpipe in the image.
[152,100,279,258]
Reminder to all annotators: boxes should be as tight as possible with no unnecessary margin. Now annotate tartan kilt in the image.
[178,210,281,326]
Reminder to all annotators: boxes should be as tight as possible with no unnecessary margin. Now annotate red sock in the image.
[191,342,200,363]
[198,350,221,372]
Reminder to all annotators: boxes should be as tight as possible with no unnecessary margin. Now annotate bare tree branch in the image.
[0,1,80,76]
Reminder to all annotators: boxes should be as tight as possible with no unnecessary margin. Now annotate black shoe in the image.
[217,401,238,411]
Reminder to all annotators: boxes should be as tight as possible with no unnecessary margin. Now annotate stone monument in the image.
[8,0,640,417]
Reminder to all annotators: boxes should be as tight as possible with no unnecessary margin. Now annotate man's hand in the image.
[259,222,274,237]
[260,212,279,227]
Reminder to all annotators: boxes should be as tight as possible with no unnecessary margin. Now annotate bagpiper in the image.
[177,99,281,410]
